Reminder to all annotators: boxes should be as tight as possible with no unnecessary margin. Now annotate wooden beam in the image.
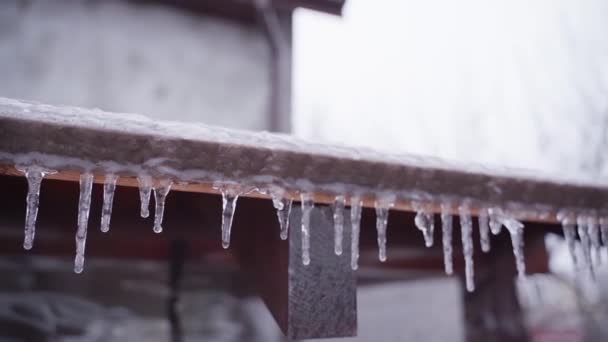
[235,202,357,339]
[1,98,606,224]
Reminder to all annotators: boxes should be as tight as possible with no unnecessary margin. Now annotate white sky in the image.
[293,0,608,179]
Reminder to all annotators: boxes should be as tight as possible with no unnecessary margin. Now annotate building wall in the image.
[0,0,271,130]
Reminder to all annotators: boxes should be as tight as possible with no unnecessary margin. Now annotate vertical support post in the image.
[235,199,357,339]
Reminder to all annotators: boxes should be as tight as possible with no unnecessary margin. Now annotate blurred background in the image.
[1,0,608,341]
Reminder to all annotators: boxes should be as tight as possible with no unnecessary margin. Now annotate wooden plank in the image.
[235,202,357,339]
[1,98,607,224]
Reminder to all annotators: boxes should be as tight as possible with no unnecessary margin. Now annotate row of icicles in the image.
[17,166,604,292]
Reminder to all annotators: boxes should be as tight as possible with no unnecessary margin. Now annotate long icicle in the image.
[18,166,53,250]
[137,175,153,218]
[459,204,475,292]
[100,174,118,233]
[503,218,526,280]
[333,195,346,256]
[375,197,393,262]
[300,193,314,266]
[577,215,594,278]
[75,173,94,274]
[557,210,578,268]
[220,187,240,249]
[478,211,491,253]
[350,196,363,270]
[440,203,454,275]
[152,180,172,233]
[587,216,601,266]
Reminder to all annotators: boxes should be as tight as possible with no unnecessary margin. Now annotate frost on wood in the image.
[268,187,292,240]
[75,173,93,274]
[137,175,152,218]
[100,174,118,233]
[350,196,363,270]
[300,193,314,266]
[459,204,475,292]
[413,202,435,248]
[478,211,491,253]
[332,195,346,256]
[440,203,454,275]
[374,196,394,262]
[16,165,55,250]
[152,179,172,234]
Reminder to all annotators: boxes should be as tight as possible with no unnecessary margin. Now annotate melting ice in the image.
[17,166,55,250]
[414,203,435,248]
[269,187,292,240]
[478,211,491,253]
[440,203,454,275]
[137,175,153,218]
[375,196,394,262]
[100,174,118,233]
[557,210,578,268]
[459,204,475,292]
[300,193,314,266]
[75,173,94,274]
[333,195,346,256]
[152,180,172,233]
[350,196,363,270]
[577,215,594,277]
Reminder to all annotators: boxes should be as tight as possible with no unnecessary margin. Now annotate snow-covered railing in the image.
[2,97,607,339]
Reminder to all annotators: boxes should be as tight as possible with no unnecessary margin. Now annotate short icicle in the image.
[440,203,454,275]
[478,211,491,253]
[333,195,346,256]
[300,193,314,266]
[269,188,292,240]
[414,203,435,247]
[350,196,363,270]
[17,166,54,250]
[137,175,153,218]
[375,196,394,262]
[557,210,578,268]
[577,215,594,278]
[75,173,94,274]
[219,187,240,249]
[152,180,172,234]
[488,208,503,235]
[459,204,475,292]
[100,174,118,233]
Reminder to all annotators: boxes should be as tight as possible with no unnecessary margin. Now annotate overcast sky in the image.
[293,0,608,179]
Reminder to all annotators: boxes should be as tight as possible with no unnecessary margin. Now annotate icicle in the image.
[350,196,363,270]
[503,218,526,280]
[333,195,346,255]
[100,174,118,233]
[600,217,608,247]
[488,208,503,235]
[152,180,172,234]
[75,173,94,274]
[440,203,454,275]
[269,188,292,240]
[459,204,475,292]
[300,193,314,266]
[219,188,240,249]
[413,203,435,247]
[137,175,152,218]
[375,197,394,262]
[587,216,601,266]
[478,211,491,253]
[17,166,54,250]
[577,215,594,278]
[558,210,578,268]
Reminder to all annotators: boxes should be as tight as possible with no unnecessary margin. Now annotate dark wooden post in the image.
[235,199,357,339]
[461,237,529,342]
